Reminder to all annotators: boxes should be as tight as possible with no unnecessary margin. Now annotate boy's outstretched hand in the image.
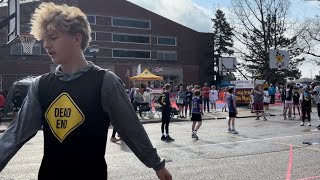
[156,167,172,180]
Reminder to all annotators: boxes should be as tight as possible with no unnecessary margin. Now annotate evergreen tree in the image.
[209,9,234,84]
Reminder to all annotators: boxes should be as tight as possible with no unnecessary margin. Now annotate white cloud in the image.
[127,0,213,32]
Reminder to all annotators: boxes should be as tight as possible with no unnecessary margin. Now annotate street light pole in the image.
[89,45,100,64]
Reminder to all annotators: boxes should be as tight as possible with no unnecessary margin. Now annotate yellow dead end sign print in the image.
[45,93,85,143]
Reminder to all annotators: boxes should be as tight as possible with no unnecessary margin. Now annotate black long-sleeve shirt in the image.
[0,62,164,173]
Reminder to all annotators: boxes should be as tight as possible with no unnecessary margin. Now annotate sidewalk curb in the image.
[0,113,286,133]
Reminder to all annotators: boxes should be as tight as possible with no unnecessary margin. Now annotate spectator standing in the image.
[143,88,153,118]
[283,84,294,120]
[252,85,267,121]
[268,84,276,104]
[209,86,219,112]
[202,83,210,113]
[263,87,270,113]
[12,89,22,119]
[128,85,135,103]
[177,85,186,118]
[300,87,312,126]
[185,86,193,117]
[0,91,5,122]
[133,88,144,116]
[222,88,228,112]
[292,87,301,119]
[311,82,320,128]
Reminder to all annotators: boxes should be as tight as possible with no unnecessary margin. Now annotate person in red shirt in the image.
[202,83,211,113]
[0,93,5,109]
[0,91,5,122]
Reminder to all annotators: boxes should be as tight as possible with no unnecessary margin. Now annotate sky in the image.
[128,0,320,79]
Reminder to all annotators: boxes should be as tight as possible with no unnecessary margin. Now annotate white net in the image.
[20,34,36,55]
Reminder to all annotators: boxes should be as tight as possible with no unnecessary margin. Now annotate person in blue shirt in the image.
[268,84,276,104]
[191,90,203,140]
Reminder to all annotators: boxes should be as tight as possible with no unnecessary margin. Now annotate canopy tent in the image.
[130,69,163,81]
[293,78,320,84]
[217,82,235,87]
[13,76,37,85]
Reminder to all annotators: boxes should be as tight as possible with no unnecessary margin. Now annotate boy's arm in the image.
[233,96,237,114]
[101,71,165,171]
[0,77,43,172]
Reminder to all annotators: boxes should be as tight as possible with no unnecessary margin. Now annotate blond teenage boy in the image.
[0,3,172,180]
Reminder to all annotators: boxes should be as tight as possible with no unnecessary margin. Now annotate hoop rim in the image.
[19,32,33,36]
[19,32,36,55]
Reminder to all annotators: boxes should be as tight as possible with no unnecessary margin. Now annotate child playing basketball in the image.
[227,88,238,134]
[191,90,203,139]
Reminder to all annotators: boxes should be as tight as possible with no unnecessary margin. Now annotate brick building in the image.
[0,0,212,91]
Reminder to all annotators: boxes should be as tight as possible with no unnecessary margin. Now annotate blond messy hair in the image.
[30,2,91,50]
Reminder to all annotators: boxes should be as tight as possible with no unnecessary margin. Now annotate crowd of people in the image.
[126,80,320,142]
[280,82,320,127]
[126,82,239,140]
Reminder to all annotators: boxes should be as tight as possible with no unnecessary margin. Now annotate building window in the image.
[157,51,177,61]
[112,17,150,29]
[157,37,176,46]
[113,33,150,44]
[10,43,42,56]
[113,49,151,59]
[87,15,96,25]
[91,32,96,41]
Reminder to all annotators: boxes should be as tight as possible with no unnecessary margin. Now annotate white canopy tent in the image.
[13,76,37,86]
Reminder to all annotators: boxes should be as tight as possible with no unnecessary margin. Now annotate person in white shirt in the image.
[209,86,219,112]
[311,82,320,128]
[263,87,270,113]
[143,88,153,118]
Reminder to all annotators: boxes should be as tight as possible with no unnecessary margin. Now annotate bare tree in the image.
[230,0,303,83]
[296,16,320,66]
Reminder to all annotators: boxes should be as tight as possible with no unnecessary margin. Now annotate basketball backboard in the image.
[219,57,237,73]
[269,49,289,70]
[0,0,20,44]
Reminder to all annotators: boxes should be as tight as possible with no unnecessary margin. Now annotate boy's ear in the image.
[73,33,83,47]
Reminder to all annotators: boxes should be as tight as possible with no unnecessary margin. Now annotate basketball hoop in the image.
[19,33,36,55]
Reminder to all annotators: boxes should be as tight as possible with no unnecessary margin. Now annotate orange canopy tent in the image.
[130,69,163,81]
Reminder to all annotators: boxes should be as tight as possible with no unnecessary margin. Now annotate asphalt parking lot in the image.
[1,115,319,180]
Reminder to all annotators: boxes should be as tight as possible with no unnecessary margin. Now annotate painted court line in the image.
[158,133,320,151]
[297,176,320,180]
[286,144,293,180]
[108,132,320,157]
